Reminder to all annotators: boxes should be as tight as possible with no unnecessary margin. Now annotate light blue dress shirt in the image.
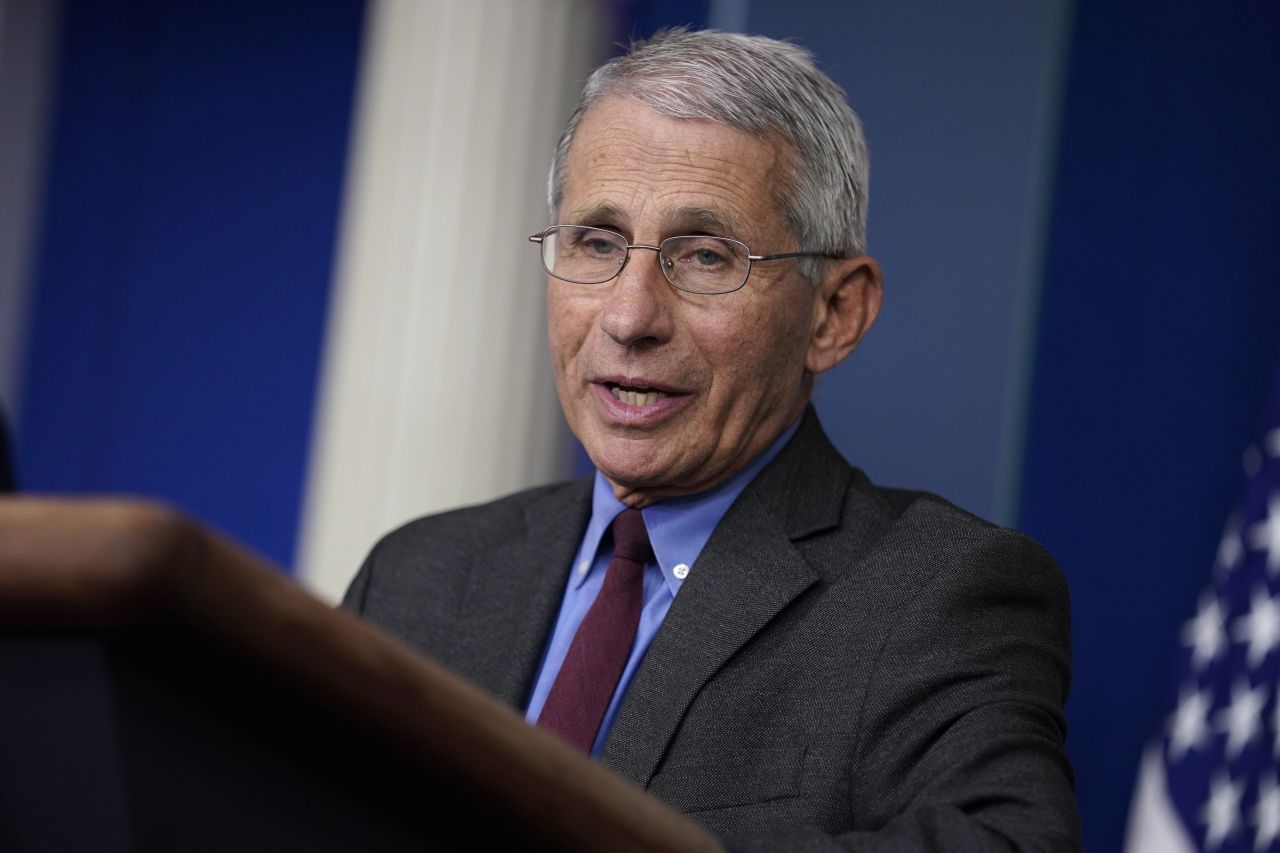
[524,418,802,756]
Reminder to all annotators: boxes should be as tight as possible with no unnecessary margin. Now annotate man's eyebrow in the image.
[672,207,740,235]
[566,203,624,228]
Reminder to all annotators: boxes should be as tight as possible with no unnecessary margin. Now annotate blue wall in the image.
[16,0,364,566]
[1019,2,1280,848]
[746,1,1067,522]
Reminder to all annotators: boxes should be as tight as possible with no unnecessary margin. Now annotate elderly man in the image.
[345,29,1078,850]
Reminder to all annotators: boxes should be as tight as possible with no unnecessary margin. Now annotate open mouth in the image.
[606,382,669,406]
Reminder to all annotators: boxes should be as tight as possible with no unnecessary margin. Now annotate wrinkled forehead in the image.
[559,97,796,244]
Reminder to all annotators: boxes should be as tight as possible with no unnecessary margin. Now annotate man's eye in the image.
[693,248,725,266]
[583,238,619,256]
[673,241,729,269]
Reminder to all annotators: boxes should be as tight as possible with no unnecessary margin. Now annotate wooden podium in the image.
[0,498,721,852]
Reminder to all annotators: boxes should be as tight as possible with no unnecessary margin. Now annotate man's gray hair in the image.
[548,28,870,284]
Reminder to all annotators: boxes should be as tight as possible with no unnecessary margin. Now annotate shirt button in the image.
[673,563,690,580]
[578,560,590,576]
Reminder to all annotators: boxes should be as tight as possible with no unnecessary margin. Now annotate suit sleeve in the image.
[724,530,1079,853]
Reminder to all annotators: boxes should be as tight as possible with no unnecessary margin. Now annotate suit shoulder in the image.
[871,483,992,530]
[846,480,1066,611]
[871,483,1052,559]
[344,478,589,615]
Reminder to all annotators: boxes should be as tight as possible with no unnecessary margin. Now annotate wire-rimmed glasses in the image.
[528,225,844,295]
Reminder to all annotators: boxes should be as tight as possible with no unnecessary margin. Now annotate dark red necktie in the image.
[537,508,652,752]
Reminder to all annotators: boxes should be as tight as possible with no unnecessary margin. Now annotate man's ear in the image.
[805,256,883,375]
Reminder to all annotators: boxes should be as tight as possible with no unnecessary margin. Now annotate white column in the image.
[0,0,61,416]
[296,0,604,601]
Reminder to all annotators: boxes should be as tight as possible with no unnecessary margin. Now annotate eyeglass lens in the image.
[541,226,750,294]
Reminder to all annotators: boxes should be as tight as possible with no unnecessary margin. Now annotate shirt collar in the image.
[575,416,803,595]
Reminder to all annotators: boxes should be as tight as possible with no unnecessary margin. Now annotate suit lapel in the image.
[458,479,592,708]
[600,408,852,786]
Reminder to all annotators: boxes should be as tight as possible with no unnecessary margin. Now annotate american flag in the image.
[1129,370,1280,852]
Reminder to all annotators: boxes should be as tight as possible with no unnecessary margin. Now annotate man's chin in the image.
[580,432,680,481]
[593,455,680,498]
[594,461,671,494]
[595,455,722,507]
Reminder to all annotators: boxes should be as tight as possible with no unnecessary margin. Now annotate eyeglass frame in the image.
[527,225,847,295]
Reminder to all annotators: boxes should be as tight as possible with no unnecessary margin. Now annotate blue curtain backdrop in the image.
[15,0,364,566]
[1018,2,1280,849]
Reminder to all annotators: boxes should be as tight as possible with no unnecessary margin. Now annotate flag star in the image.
[1202,769,1245,849]
[1214,679,1267,759]
[1253,773,1280,851]
[1169,684,1214,761]
[1232,586,1280,668]
[1183,594,1229,669]
[1219,514,1245,573]
[1248,495,1280,573]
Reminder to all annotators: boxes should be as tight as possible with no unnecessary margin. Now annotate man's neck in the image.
[602,413,805,509]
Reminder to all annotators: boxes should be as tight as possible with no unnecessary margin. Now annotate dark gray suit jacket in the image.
[344,411,1080,851]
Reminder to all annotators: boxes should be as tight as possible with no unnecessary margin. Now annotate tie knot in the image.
[610,508,654,564]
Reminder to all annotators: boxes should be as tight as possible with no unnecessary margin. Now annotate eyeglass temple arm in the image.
[749,250,847,262]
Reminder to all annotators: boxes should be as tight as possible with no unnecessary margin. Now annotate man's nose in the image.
[598,247,674,347]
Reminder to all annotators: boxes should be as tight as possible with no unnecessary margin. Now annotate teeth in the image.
[610,386,668,406]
